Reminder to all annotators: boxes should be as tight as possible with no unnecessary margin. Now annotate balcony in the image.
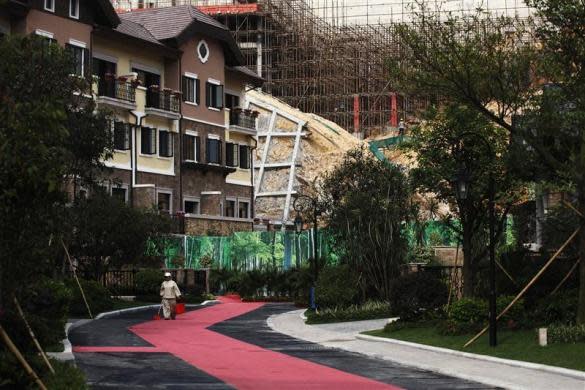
[229,108,258,135]
[96,76,136,110]
[145,87,181,120]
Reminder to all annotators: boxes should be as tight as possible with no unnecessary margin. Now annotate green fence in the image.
[146,230,340,270]
[145,219,466,270]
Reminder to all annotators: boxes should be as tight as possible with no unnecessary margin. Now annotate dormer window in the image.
[197,40,209,63]
[70,0,79,19]
[44,0,55,12]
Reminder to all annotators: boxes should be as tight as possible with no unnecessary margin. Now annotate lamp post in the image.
[452,132,497,347]
[293,194,321,310]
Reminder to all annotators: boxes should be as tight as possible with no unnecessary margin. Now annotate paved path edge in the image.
[356,334,585,380]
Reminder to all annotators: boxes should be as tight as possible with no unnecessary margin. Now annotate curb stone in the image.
[356,334,585,381]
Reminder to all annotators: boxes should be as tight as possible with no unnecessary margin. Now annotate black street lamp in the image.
[292,194,321,310]
[452,133,497,347]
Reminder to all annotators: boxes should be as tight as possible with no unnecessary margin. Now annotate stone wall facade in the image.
[185,215,253,236]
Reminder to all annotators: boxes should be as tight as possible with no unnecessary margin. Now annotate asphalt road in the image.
[71,301,497,389]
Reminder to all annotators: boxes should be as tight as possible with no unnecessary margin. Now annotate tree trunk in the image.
[577,191,585,324]
[462,217,474,297]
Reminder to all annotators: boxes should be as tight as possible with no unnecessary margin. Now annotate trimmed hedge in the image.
[315,264,359,309]
[306,301,392,324]
[548,324,585,344]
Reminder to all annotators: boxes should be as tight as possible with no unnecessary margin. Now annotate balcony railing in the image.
[146,87,180,113]
[230,109,257,130]
[97,77,136,102]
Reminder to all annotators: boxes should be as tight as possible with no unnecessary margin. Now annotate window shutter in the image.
[218,140,222,165]
[195,79,200,105]
[141,127,148,154]
[124,123,131,150]
[181,76,187,102]
[83,48,90,79]
[206,82,212,107]
[151,128,157,155]
[183,135,193,161]
[167,133,174,157]
[159,131,167,157]
[216,85,224,109]
[195,136,201,162]
[205,138,210,163]
[239,145,249,169]
[226,143,234,166]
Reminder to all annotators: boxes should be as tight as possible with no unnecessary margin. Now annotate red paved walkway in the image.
[74,298,402,390]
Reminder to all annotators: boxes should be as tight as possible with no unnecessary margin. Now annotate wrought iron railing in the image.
[230,109,257,130]
[146,87,180,113]
[98,77,136,102]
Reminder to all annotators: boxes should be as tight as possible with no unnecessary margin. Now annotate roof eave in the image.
[96,0,121,27]
[94,28,181,59]
[174,23,245,66]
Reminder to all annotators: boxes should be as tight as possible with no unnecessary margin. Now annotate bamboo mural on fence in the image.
[145,220,465,270]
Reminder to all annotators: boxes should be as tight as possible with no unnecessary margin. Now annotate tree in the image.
[522,0,585,323]
[0,35,112,307]
[394,1,585,322]
[320,147,412,300]
[66,191,173,279]
[403,104,524,297]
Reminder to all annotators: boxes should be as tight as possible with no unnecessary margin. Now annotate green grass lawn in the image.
[364,326,585,372]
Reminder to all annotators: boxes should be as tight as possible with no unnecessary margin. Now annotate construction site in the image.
[112,0,532,138]
[111,0,532,226]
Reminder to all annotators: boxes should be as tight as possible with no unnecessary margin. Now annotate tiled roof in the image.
[118,5,227,41]
[115,19,162,46]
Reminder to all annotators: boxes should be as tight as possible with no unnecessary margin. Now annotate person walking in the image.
[160,272,182,320]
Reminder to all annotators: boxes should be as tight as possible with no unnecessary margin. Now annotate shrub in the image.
[548,324,585,344]
[442,295,525,335]
[65,278,113,317]
[0,354,87,390]
[315,264,360,309]
[135,269,164,295]
[531,290,578,326]
[2,278,71,354]
[389,271,448,321]
[306,301,392,324]
[44,359,88,390]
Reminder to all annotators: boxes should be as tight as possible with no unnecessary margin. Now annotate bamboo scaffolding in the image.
[463,227,581,348]
[0,324,48,390]
[551,259,580,295]
[61,240,93,319]
[13,297,55,374]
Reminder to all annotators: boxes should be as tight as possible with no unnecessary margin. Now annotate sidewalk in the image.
[267,310,585,390]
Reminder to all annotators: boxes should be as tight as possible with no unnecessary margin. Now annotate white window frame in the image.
[224,197,237,218]
[156,189,173,214]
[44,0,55,12]
[69,0,80,19]
[35,29,54,39]
[197,40,210,63]
[139,126,157,157]
[184,130,199,162]
[111,184,129,204]
[68,39,86,76]
[237,198,251,219]
[183,196,201,215]
[158,128,173,159]
[183,72,199,106]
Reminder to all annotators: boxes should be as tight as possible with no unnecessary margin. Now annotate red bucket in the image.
[175,303,186,315]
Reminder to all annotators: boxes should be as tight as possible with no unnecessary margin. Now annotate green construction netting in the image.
[145,219,472,270]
